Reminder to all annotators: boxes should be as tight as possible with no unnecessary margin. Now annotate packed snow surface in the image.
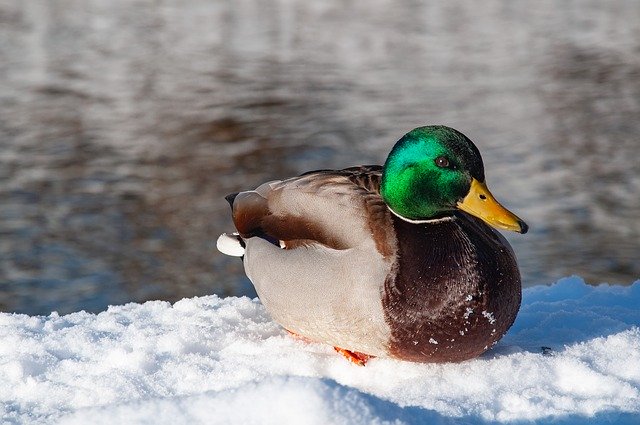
[1,277,639,424]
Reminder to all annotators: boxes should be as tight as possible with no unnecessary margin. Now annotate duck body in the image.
[219,126,527,363]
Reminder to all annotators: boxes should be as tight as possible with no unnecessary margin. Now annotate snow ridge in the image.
[0,277,639,424]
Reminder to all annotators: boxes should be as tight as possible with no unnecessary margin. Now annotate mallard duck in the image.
[217,126,527,365]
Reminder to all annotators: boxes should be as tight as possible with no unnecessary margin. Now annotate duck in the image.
[217,125,528,365]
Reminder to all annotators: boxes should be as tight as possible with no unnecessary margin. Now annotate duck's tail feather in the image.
[216,232,245,257]
[224,192,239,208]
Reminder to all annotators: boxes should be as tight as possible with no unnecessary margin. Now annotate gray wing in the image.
[227,165,395,258]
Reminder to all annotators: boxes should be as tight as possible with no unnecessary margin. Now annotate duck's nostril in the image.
[479,194,487,200]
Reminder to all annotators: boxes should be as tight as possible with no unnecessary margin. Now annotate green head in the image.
[380,126,528,233]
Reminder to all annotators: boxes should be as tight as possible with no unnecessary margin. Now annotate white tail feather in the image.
[217,233,245,257]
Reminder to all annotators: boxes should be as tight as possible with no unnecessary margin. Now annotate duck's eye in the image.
[435,156,450,168]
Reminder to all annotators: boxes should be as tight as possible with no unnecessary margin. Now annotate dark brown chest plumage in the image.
[383,213,521,362]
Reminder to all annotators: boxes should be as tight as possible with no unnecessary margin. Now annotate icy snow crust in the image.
[1,277,639,424]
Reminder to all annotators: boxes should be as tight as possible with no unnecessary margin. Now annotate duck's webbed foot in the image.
[286,330,373,366]
[334,347,374,366]
[286,329,313,343]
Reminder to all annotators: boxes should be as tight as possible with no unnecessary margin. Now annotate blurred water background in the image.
[1,0,639,315]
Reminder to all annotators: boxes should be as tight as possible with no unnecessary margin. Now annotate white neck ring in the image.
[387,207,455,224]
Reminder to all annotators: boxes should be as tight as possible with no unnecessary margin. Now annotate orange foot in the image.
[334,347,374,366]
[285,329,313,343]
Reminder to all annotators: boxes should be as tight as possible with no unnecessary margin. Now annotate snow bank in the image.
[1,277,638,424]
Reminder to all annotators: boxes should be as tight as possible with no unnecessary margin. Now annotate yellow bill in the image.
[457,178,528,234]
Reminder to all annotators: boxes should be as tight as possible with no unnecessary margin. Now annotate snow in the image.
[0,277,639,424]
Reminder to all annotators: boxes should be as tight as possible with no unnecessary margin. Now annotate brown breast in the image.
[383,212,522,362]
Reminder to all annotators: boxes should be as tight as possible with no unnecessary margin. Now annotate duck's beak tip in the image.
[517,219,529,234]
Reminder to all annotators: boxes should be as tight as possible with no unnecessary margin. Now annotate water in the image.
[1,0,639,315]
